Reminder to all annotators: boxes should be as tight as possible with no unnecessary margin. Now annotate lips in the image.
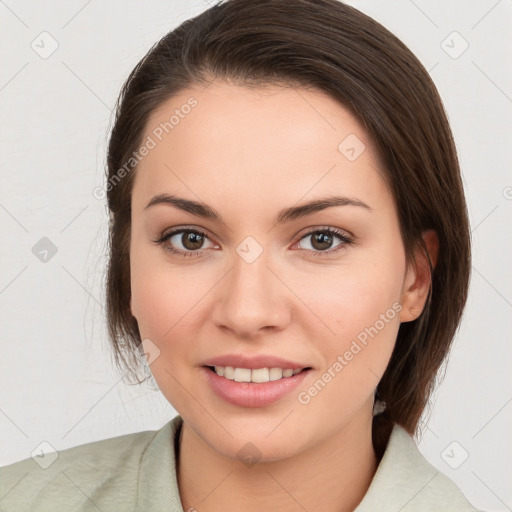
[201,354,312,370]
[201,365,312,407]
[200,353,314,407]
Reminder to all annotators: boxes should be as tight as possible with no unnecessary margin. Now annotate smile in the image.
[202,365,312,407]
[208,365,309,383]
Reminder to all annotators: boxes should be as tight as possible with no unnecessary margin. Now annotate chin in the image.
[192,412,313,461]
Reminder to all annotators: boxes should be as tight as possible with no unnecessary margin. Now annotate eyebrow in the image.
[144,194,372,224]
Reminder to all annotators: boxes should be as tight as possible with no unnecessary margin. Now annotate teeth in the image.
[223,366,235,379]
[233,368,251,382]
[269,367,283,381]
[213,365,304,383]
[252,368,270,383]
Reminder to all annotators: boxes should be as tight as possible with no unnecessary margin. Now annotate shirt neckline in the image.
[136,414,473,512]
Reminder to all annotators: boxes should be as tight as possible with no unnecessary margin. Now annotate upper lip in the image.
[202,354,312,370]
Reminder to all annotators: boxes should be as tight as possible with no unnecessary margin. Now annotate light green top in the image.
[0,414,482,511]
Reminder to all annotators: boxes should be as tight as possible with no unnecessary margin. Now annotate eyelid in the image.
[295,224,354,241]
[157,224,215,242]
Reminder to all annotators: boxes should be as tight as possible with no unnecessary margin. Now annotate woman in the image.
[0,0,484,510]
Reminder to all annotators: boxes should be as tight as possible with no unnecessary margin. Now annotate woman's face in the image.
[130,81,423,460]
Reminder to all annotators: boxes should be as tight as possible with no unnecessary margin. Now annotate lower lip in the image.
[201,366,312,408]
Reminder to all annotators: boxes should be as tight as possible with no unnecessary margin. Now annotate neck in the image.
[177,405,379,512]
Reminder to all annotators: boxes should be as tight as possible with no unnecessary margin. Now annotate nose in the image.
[211,251,291,339]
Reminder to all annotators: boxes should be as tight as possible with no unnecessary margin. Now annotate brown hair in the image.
[104,0,471,452]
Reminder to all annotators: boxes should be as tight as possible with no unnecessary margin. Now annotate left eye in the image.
[295,228,352,254]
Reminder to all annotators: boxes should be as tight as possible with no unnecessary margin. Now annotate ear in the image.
[400,230,439,323]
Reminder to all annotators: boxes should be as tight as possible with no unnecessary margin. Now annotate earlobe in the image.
[399,230,438,323]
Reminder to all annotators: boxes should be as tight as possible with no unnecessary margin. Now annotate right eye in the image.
[153,227,218,257]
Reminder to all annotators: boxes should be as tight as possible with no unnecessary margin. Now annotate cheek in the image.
[130,263,203,410]
[131,233,191,329]
[310,257,403,334]
[130,243,218,373]
[301,248,405,378]
[131,242,179,340]
[295,269,403,418]
[131,269,202,341]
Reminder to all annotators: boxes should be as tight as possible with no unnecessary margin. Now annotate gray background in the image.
[1,1,511,510]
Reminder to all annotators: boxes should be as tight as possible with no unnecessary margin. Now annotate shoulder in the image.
[356,424,485,512]
[0,418,179,512]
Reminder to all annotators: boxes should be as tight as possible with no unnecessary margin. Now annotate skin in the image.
[129,80,437,512]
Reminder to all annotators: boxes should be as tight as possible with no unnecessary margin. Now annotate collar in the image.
[137,415,478,511]
[355,423,478,511]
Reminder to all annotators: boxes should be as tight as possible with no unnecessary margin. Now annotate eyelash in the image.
[152,225,354,258]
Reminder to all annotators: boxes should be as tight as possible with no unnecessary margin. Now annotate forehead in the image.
[132,81,390,215]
